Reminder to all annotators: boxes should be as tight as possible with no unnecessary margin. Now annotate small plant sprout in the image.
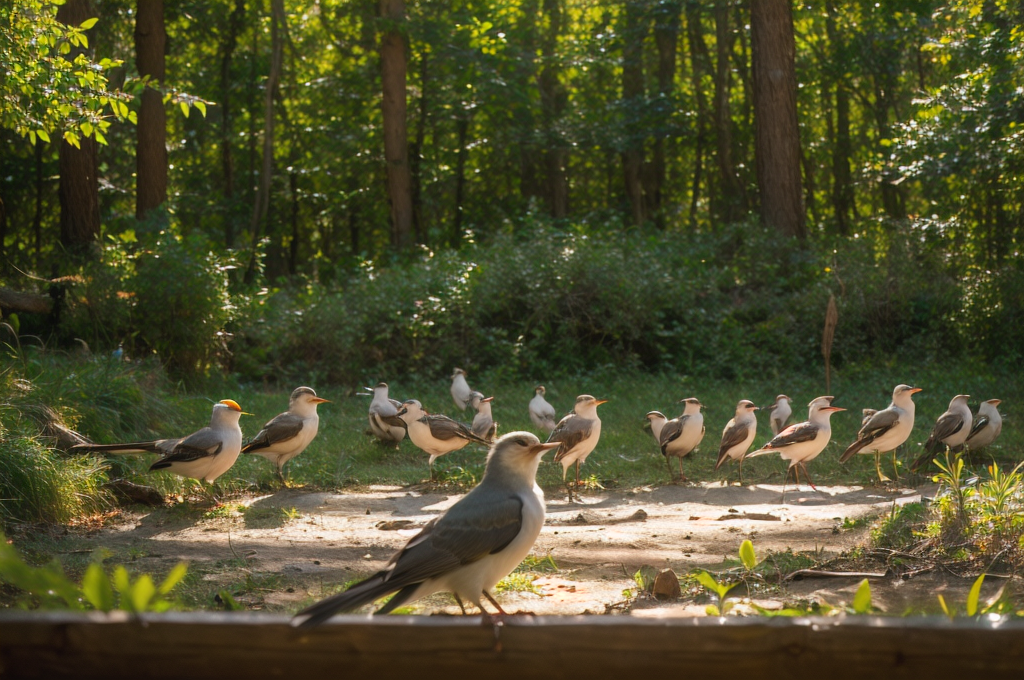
[849,579,875,614]
[695,571,740,616]
[937,574,1010,620]
[739,539,757,571]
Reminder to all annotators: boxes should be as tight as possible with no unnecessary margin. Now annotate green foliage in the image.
[695,570,740,616]
[849,579,875,615]
[739,539,757,571]
[0,536,186,612]
[870,503,927,551]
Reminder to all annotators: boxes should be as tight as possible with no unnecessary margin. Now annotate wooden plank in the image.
[0,612,1023,680]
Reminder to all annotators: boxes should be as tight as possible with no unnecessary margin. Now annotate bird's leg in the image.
[781,466,790,503]
[792,464,801,488]
[874,452,891,483]
[890,449,901,481]
[738,457,745,486]
[480,590,507,653]
[454,594,468,615]
[275,465,287,487]
[800,463,819,492]
[574,461,582,499]
[665,456,675,481]
[678,457,687,483]
[482,590,509,616]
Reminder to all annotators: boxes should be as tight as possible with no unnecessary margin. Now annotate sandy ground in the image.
[63,478,982,617]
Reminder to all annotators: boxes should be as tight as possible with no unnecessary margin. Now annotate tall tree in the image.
[685,2,711,227]
[648,0,682,225]
[621,1,648,227]
[379,0,414,249]
[539,0,569,218]
[825,0,854,234]
[713,1,744,221]
[750,0,805,238]
[219,0,247,248]
[135,0,167,222]
[56,0,100,254]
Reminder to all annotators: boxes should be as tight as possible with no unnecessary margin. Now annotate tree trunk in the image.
[135,0,167,222]
[220,0,246,248]
[244,0,284,284]
[621,1,647,227]
[33,142,44,265]
[825,0,853,234]
[57,0,101,254]
[410,51,428,244]
[540,0,569,219]
[649,0,681,227]
[713,1,743,222]
[379,0,414,249]
[452,114,469,246]
[750,0,805,238]
[686,3,711,228]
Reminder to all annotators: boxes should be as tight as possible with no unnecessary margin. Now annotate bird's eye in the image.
[515,438,527,447]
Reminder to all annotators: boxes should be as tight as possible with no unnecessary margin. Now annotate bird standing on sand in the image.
[242,387,329,482]
[658,397,705,483]
[450,368,473,411]
[367,382,406,444]
[71,400,248,484]
[746,396,845,500]
[471,395,497,443]
[397,400,489,474]
[965,399,1003,452]
[292,432,560,623]
[529,386,558,433]
[911,394,973,471]
[715,400,759,484]
[767,395,793,435]
[547,395,607,502]
[840,385,922,482]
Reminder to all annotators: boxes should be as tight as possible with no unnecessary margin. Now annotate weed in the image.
[870,503,927,550]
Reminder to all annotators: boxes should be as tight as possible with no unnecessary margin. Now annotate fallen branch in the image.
[0,287,52,315]
[782,569,888,582]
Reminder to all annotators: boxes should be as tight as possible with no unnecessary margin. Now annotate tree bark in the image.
[220,0,246,248]
[452,114,469,245]
[713,1,743,222]
[244,0,284,284]
[649,0,681,226]
[410,51,428,243]
[825,0,853,234]
[750,0,805,238]
[379,0,414,249]
[57,0,100,254]
[539,0,569,219]
[621,1,647,227]
[135,0,167,222]
[686,3,711,228]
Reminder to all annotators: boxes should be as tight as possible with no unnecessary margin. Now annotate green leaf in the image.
[705,604,720,616]
[694,570,723,596]
[79,17,98,30]
[852,579,872,614]
[37,130,50,143]
[158,563,187,595]
[80,121,93,138]
[194,101,207,117]
[938,594,954,620]
[82,563,115,611]
[179,101,190,118]
[129,574,156,612]
[739,540,756,571]
[966,574,985,617]
[112,565,130,594]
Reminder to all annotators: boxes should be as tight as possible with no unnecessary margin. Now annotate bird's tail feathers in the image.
[743,447,773,459]
[839,438,869,463]
[292,572,398,627]
[70,441,161,455]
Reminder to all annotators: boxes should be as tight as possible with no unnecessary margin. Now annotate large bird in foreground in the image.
[292,432,559,624]
[71,400,247,484]
[746,396,845,500]
[242,387,329,482]
[839,384,921,482]
[715,399,759,484]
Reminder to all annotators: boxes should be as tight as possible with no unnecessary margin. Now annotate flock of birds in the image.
[65,370,1007,623]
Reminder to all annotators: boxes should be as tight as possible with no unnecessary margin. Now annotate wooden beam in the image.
[1,612,1023,679]
[0,287,52,315]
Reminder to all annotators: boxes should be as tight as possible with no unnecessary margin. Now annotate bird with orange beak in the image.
[840,384,922,481]
[71,399,250,484]
[546,395,607,502]
[242,386,330,482]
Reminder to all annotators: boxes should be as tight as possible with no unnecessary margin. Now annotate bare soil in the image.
[55,478,995,617]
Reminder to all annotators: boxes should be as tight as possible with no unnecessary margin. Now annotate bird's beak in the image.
[595,400,608,406]
[752,406,760,411]
[312,397,331,404]
[482,397,494,403]
[824,406,846,412]
[530,442,561,457]
[989,399,1002,406]
[910,387,923,394]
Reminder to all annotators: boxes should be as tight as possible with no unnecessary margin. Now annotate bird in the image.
[965,399,1003,452]
[839,385,922,482]
[366,382,406,445]
[292,432,560,624]
[658,397,705,483]
[450,368,473,411]
[471,394,497,443]
[528,385,558,433]
[397,400,490,474]
[241,387,329,482]
[70,400,248,484]
[766,395,793,435]
[644,411,668,443]
[546,395,607,502]
[911,394,973,472]
[746,396,845,500]
[714,399,759,484]
[861,408,878,426]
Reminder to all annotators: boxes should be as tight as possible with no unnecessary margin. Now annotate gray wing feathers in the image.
[424,415,488,445]
[548,416,592,462]
[716,422,748,467]
[926,413,965,452]
[243,413,304,453]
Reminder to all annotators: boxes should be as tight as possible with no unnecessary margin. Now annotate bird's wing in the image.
[151,427,223,468]
[389,398,403,409]
[968,415,990,440]
[548,416,593,462]
[242,412,304,453]
[376,413,407,430]
[423,415,488,444]
[839,408,901,462]
[767,422,818,448]
[925,412,966,451]
[658,418,686,456]
[293,493,524,625]
[716,420,749,468]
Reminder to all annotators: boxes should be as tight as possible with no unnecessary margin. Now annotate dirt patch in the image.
[52,479,977,616]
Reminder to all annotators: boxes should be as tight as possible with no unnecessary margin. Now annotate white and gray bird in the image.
[450,368,473,411]
[292,432,560,624]
[746,396,845,499]
[471,395,497,443]
[241,387,329,482]
[840,385,922,481]
[644,411,668,443]
[714,400,759,484]
[912,394,973,472]
[366,382,406,444]
[658,397,705,483]
[861,408,878,426]
[529,385,558,433]
[547,395,607,502]
[71,400,247,484]
[767,394,794,435]
[397,399,490,473]
[965,399,1003,452]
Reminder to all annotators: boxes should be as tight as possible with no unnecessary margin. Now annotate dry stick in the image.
[782,569,887,582]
